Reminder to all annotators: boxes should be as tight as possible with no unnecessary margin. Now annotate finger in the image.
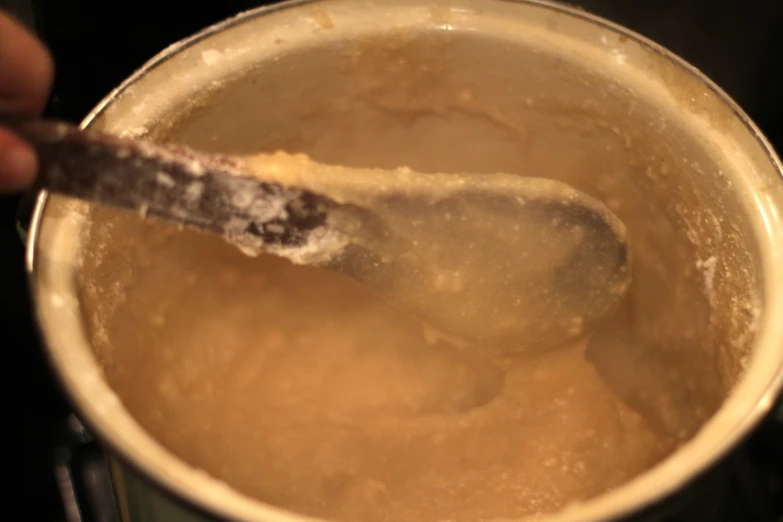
[0,127,37,191]
[0,11,54,114]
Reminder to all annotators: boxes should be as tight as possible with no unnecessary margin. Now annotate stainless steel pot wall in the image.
[27,1,783,521]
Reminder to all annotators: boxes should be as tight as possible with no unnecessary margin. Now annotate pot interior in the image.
[32,1,781,522]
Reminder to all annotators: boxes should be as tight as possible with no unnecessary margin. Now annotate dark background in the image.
[1,1,782,521]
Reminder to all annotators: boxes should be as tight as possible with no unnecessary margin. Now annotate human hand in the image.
[0,10,53,192]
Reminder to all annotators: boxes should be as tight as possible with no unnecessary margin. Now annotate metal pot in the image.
[26,0,783,521]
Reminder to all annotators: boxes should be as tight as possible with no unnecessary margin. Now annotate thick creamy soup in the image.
[86,225,673,522]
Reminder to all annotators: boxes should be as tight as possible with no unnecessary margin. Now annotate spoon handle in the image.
[3,116,337,251]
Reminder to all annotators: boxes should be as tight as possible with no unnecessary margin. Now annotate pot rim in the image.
[27,1,783,521]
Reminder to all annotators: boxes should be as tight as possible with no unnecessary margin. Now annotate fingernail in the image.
[0,144,37,191]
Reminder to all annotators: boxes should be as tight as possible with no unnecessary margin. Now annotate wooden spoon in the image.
[8,117,631,352]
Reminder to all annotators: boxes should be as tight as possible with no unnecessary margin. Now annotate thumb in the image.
[0,10,53,192]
